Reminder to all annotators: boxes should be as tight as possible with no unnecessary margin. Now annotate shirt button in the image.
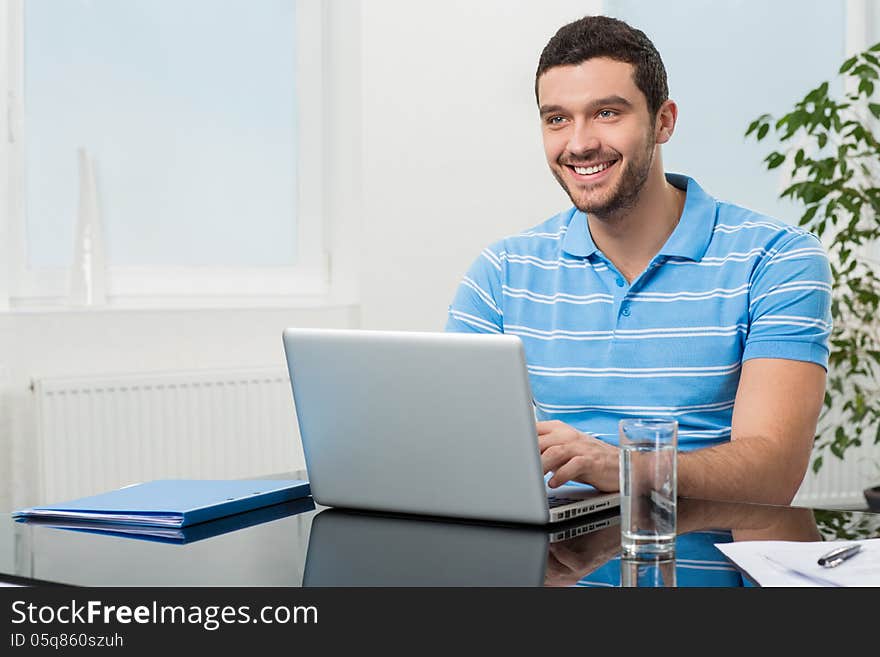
[615,277,625,287]
[621,305,631,317]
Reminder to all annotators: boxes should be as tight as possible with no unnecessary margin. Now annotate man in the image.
[445,15,831,505]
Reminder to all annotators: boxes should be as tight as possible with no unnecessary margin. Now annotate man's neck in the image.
[587,169,686,283]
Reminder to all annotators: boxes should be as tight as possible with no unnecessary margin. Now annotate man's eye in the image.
[547,116,566,125]
[598,109,617,119]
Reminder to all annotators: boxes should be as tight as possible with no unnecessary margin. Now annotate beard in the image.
[552,131,656,220]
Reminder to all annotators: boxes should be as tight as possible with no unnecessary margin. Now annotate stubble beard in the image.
[553,132,656,222]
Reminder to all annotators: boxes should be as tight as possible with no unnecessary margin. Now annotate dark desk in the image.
[2,475,878,587]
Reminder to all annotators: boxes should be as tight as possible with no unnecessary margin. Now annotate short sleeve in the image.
[743,231,833,369]
[445,245,505,334]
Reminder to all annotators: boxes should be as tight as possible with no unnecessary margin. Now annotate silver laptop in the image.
[282,328,619,525]
[302,507,620,587]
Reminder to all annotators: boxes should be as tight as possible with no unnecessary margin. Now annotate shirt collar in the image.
[561,173,717,262]
[658,173,716,261]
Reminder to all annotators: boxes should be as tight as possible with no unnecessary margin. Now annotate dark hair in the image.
[535,15,668,117]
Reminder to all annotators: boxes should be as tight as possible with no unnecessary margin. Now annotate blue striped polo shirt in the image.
[445,173,832,451]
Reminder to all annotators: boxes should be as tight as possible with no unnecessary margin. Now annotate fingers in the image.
[537,421,585,452]
[536,420,565,436]
[548,456,591,489]
[537,420,617,489]
[541,442,577,477]
[544,444,616,489]
[543,445,595,488]
[539,433,573,452]
[539,424,593,486]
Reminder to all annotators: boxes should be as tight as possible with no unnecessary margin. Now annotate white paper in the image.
[715,538,880,587]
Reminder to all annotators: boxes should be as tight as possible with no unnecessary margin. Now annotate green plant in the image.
[746,43,880,475]
[813,508,880,540]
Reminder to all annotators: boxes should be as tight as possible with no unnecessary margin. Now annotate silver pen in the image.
[817,544,862,568]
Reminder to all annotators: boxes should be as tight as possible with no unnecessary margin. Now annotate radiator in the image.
[33,368,305,504]
[793,439,879,509]
[31,367,878,508]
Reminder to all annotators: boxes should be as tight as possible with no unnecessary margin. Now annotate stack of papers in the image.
[12,479,311,529]
[715,538,880,587]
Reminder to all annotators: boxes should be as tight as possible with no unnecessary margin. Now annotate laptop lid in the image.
[282,328,617,525]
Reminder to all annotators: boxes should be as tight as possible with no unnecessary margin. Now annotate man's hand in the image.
[537,420,620,491]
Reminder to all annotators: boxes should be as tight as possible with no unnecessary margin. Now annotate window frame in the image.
[0,0,329,310]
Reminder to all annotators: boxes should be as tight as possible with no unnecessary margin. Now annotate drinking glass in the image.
[618,418,678,557]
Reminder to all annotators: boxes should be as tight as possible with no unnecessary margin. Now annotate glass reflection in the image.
[554,529,742,587]
[620,554,676,587]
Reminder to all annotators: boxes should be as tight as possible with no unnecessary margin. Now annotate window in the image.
[1,0,327,309]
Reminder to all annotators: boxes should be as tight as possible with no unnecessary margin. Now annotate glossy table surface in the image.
[2,472,878,587]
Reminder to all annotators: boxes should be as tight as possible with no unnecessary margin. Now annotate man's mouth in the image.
[565,159,618,177]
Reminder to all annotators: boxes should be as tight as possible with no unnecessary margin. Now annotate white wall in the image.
[359,0,600,330]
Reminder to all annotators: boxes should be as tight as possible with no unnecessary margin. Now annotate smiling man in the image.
[445,15,832,505]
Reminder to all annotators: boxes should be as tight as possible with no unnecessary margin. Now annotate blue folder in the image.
[12,479,311,528]
[14,496,317,544]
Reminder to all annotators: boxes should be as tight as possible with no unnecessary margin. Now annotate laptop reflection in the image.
[302,507,619,587]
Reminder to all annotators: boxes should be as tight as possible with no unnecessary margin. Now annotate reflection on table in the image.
[553,498,880,587]
[2,494,879,587]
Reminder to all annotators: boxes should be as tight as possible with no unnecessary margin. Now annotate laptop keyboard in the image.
[547,496,581,508]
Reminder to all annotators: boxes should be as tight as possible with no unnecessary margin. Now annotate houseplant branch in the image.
[746,43,880,502]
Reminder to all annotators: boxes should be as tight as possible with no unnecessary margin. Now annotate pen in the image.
[817,544,862,568]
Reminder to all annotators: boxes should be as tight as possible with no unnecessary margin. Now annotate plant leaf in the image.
[801,205,819,224]
[766,152,786,169]
[840,55,858,73]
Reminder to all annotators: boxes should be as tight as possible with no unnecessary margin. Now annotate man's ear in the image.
[655,99,678,145]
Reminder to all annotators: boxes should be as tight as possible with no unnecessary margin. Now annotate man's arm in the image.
[445,246,505,334]
[540,357,826,505]
[678,357,825,505]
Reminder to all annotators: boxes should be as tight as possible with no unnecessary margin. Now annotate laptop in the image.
[282,328,619,525]
[302,506,620,587]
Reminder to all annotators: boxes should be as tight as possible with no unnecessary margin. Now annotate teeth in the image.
[573,162,613,175]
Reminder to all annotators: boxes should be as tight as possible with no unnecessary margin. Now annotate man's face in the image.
[537,58,658,218]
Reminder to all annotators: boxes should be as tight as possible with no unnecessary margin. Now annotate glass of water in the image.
[618,418,678,557]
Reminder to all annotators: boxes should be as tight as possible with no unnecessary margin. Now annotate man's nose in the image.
[566,120,601,157]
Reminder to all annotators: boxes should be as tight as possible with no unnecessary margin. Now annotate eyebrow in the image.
[539,95,634,117]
